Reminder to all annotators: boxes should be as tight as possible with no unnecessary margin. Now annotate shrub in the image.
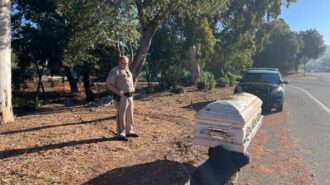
[227,73,239,87]
[143,86,153,94]
[217,75,230,87]
[196,79,206,90]
[13,97,40,111]
[171,85,185,94]
[196,73,216,90]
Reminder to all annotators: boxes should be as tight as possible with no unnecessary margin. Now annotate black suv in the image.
[234,68,288,112]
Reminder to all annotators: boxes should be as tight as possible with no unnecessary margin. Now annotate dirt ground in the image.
[0,86,311,185]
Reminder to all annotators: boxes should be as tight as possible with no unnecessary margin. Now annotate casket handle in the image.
[208,127,227,133]
[207,127,228,139]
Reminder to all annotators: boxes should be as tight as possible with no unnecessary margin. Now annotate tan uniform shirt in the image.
[106,66,135,93]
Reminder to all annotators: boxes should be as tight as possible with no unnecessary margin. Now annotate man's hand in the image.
[118,90,124,96]
[106,82,123,97]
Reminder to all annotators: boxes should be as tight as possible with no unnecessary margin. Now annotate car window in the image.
[242,72,281,84]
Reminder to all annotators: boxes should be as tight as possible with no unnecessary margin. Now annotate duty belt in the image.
[124,92,133,97]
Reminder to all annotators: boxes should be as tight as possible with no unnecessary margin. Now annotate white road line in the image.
[290,79,330,86]
[289,85,330,115]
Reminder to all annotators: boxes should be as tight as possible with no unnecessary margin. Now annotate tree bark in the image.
[131,1,172,84]
[117,41,122,57]
[63,65,78,93]
[129,42,134,64]
[295,63,299,74]
[0,0,14,123]
[82,61,95,102]
[189,44,202,83]
[130,25,158,83]
[34,61,46,102]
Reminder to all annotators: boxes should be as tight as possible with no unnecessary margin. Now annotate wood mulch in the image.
[0,87,311,185]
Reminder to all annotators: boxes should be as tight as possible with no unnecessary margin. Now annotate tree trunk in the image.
[303,56,308,77]
[34,62,46,102]
[130,25,158,84]
[189,44,202,83]
[295,63,299,75]
[129,42,134,64]
[63,65,78,93]
[0,0,14,123]
[82,61,94,102]
[117,41,122,57]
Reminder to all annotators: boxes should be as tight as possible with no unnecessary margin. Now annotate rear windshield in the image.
[242,72,281,84]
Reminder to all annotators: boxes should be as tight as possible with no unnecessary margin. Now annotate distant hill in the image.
[324,46,330,57]
[307,45,330,67]
[306,46,330,70]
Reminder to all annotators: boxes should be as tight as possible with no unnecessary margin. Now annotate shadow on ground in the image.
[83,160,195,185]
[0,116,116,135]
[0,137,118,160]
[181,101,215,112]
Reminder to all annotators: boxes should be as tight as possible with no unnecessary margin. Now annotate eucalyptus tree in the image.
[207,0,297,77]
[146,14,187,89]
[296,29,326,73]
[320,57,330,70]
[55,0,140,101]
[0,0,14,123]
[146,9,220,90]
[253,19,303,73]
[12,0,139,100]
[130,0,228,82]
[12,0,77,93]
[184,17,216,82]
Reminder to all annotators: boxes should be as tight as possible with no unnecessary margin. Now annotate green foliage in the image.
[129,0,230,82]
[185,17,216,58]
[253,20,303,74]
[143,86,153,94]
[217,75,230,88]
[12,67,34,91]
[206,0,297,77]
[320,57,330,70]
[196,73,216,90]
[171,85,185,94]
[227,73,239,87]
[146,12,217,89]
[295,29,326,71]
[299,29,326,59]
[11,0,302,95]
[56,0,139,66]
[146,14,188,89]
[13,97,41,111]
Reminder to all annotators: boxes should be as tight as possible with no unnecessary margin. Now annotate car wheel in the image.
[277,104,283,112]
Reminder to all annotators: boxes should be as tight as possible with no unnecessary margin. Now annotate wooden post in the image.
[0,0,14,123]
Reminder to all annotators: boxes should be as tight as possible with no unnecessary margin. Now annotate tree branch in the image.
[135,0,145,34]
[147,3,174,30]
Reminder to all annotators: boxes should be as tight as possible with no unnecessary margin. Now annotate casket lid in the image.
[196,93,262,125]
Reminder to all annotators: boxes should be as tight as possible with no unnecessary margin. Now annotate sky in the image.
[280,0,330,46]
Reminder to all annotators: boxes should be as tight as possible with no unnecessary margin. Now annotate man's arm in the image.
[105,68,124,96]
[106,81,123,96]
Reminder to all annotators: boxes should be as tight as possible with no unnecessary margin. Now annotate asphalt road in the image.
[286,73,330,185]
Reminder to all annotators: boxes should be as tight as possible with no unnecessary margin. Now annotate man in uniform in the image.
[105,56,139,141]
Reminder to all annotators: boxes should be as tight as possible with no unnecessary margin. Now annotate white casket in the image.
[193,93,263,153]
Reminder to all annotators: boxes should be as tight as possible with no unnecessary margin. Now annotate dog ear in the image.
[230,151,251,168]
